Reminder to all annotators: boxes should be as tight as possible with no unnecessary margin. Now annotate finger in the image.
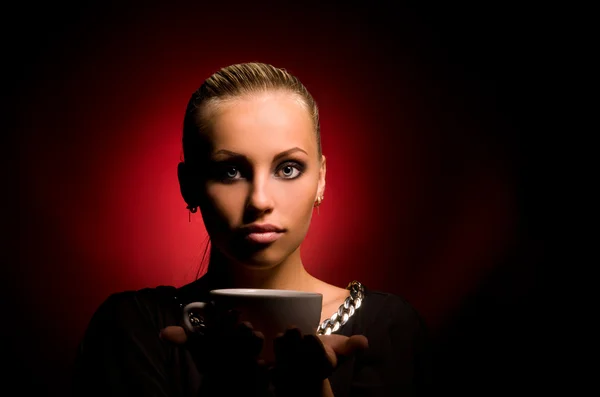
[319,334,369,357]
[274,327,302,355]
[344,335,369,353]
[272,333,332,395]
[253,330,265,340]
[273,333,286,363]
[283,327,302,343]
[317,335,351,367]
[274,328,302,364]
[240,320,254,329]
[159,326,188,345]
[237,321,264,341]
[234,322,264,358]
[303,334,334,377]
[219,309,240,330]
[235,321,255,338]
[321,341,338,367]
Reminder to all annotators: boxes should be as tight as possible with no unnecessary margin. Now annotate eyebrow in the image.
[212,147,308,161]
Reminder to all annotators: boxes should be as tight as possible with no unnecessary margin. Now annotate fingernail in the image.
[240,320,253,329]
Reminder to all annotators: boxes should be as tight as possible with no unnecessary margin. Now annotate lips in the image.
[244,224,285,233]
[241,224,285,244]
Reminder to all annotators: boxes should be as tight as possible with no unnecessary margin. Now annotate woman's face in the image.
[196,91,326,269]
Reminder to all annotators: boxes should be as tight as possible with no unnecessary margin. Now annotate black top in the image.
[72,277,432,396]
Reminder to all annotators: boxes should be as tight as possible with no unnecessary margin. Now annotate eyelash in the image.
[217,161,305,182]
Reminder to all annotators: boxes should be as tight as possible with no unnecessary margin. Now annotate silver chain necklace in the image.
[316,280,365,335]
[185,280,365,336]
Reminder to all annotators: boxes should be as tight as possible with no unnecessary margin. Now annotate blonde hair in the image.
[182,62,321,165]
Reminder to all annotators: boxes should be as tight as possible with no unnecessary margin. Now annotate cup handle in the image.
[182,301,211,334]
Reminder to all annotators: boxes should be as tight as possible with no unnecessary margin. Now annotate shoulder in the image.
[74,286,186,393]
[363,289,422,321]
[356,286,427,340]
[344,286,433,395]
[85,285,180,332]
[97,285,178,312]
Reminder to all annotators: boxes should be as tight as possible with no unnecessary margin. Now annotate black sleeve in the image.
[72,289,180,397]
[347,295,433,397]
[407,309,433,397]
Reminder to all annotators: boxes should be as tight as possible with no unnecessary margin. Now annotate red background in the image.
[3,1,538,395]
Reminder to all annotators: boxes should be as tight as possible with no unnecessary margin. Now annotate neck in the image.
[205,247,316,291]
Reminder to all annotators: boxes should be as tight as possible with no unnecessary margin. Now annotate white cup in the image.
[182,288,323,364]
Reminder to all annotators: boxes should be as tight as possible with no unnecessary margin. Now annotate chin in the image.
[238,259,280,272]
[230,243,292,270]
[237,249,284,269]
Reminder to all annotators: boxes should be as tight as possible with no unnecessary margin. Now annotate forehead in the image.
[201,91,316,157]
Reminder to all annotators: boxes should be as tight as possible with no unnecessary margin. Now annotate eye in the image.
[276,162,303,179]
[222,165,242,180]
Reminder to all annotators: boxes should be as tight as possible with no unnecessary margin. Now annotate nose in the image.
[245,173,274,216]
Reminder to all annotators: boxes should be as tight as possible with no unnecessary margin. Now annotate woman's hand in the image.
[160,310,269,396]
[272,328,369,397]
[318,333,369,368]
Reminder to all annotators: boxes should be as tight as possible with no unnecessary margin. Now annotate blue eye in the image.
[276,162,303,179]
[211,161,304,182]
[222,166,241,180]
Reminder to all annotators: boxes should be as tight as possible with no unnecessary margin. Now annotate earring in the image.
[314,196,323,215]
[187,205,198,223]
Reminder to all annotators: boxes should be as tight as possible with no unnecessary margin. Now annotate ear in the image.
[317,155,326,199]
[177,161,200,209]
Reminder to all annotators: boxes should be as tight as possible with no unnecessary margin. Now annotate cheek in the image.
[202,184,247,226]
[281,182,316,223]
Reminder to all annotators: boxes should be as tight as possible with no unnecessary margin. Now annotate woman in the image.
[72,62,431,396]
